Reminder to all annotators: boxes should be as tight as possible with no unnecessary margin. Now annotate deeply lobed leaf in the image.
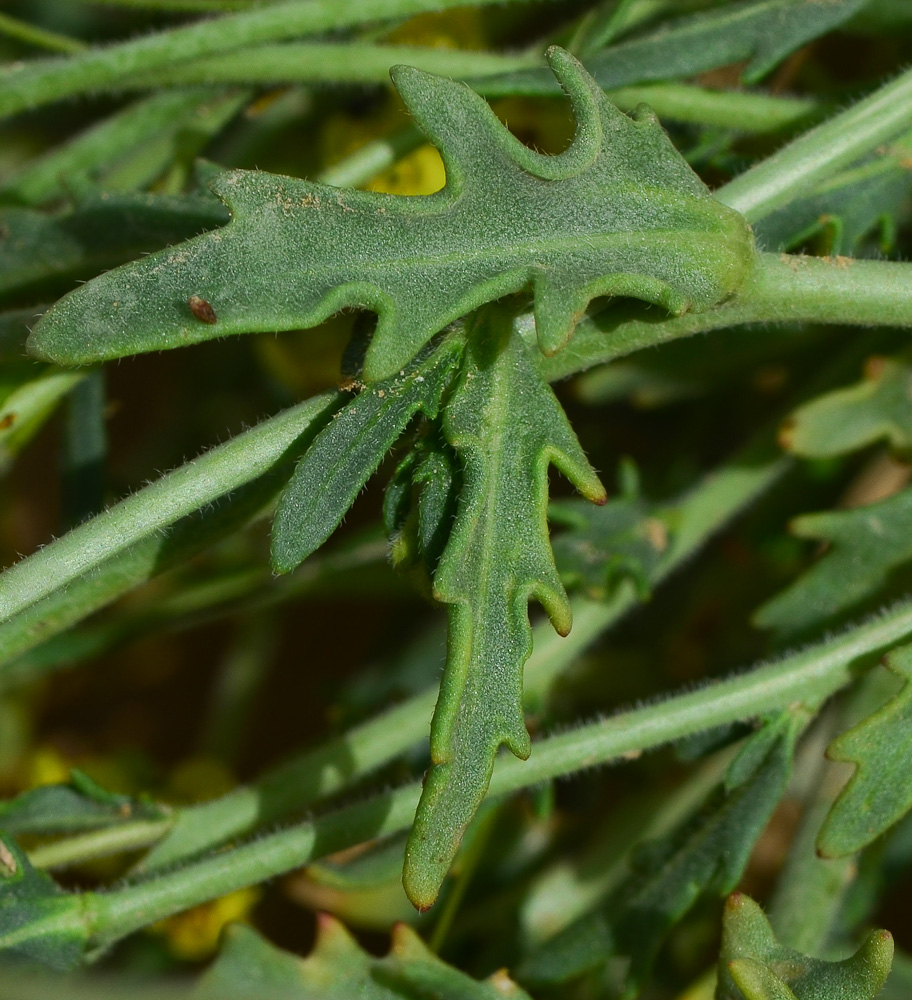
[402,304,606,909]
[717,893,893,1000]
[817,644,912,858]
[27,47,754,383]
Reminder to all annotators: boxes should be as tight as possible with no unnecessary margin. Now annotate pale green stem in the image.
[0,392,337,623]
[541,253,912,381]
[0,0,565,121]
[28,820,174,871]
[717,64,912,222]
[60,594,912,951]
[0,13,86,54]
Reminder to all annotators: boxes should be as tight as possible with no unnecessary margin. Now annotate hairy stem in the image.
[69,595,912,950]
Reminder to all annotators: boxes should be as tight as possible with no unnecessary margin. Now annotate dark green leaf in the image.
[818,644,912,857]
[781,351,912,459]
[0,192,228,306]
[0,835,87,971]
[550,462,668,600]
[271,336,462,573]
[403,305,606,910]
[754,487,912,636]
[479,0,868,96]
[717,892,893,1000]
[197,918,532,1000]
[518,714,797,995]
[0,770,166,837]
[28,48,753,383]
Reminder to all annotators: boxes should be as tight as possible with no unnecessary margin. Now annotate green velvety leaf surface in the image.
[717,893,893,1000]
[28,47,753,383]
[0,192,228,306]
[518,714,797,996]
[271,335,462,573]
[753,487,912,636]
[402,304,606,910]
[197,918,531,1000]
[781,351,912,459]
[818,644,912,858]
[0,835,88,971]
[0,770,166,837]
[479,0,868,96]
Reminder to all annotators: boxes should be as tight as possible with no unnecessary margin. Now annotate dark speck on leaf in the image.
[188,295,217,324]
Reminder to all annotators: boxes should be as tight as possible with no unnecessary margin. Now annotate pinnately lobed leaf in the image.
[817,643,912,859]
[402,304,606,910]
[27,47,754,383]
[717,893,892,1000]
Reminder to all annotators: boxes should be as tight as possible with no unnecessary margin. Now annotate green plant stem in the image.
[0,13,86,54]
[27,820,174,871]
[717,64,912,222]
[541,252,912,381]
[0,392,337,623]
[0,0,564,122]
[126,43,539,88]
[59,594,912,952]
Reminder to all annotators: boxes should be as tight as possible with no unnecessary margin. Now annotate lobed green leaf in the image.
[817,644,912,858]
[403,303,606,909]
[754,487,912,637]
[198,918,531,999]
[27,47,754,383]
[717,893,893,1000]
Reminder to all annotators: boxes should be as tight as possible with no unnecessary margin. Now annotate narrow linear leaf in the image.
[478,0,869,96]
[28,47,753,383]
[754,487,912,637]
[818,644,912,857]
[403,305,607,910]
[271,336,462,573]
[518,714,797,995]
[781,350,912,459]
[717,893,893,1000]
[198,918,532,1000]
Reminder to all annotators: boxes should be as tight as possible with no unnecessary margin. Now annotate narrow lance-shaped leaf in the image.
[477,0,868,96]
[402,305,607,910]
[28,47,754,383]
[818,643,912,858]
[271,335,463,573]
[717,893,893,1000]
[753,486,912,638]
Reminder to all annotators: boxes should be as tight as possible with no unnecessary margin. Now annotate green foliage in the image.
[753,487,912,636]
[717,893,893,1000]
[3,1,912,995]
[27,48,753,382]
[199,918,531,999]
[402,305,606,906]
[781,351,912,459]
[483,0,869,94]
[818,644,912,857]
[0,770,165,837]
[518,713,798,996]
